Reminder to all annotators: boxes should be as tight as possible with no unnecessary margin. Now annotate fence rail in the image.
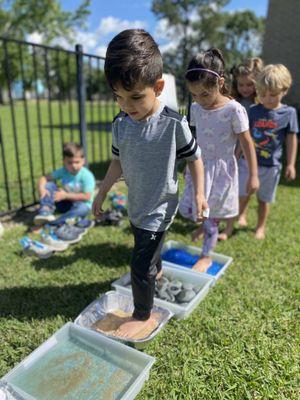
[0,36,118,215]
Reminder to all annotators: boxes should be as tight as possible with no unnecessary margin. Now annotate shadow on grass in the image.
[0,281,111,320]
[30,242,132,270]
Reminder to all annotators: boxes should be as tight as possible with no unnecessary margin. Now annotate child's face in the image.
[113,80,164,121]
[64,155,85,175]
[236,75,255,98]
[187,81,222,109]
[258,89,286,110]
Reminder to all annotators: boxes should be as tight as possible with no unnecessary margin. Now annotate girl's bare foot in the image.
[114,315,157,339]
[191,225,204,242]
[218,232,229,241]
[192,256,212,273]
[238,215,248,227]
[255,227,265,240]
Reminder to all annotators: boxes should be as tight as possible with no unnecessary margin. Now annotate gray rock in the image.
[182,283,194,291]
[176,289,196,303]
[168,280,182,295]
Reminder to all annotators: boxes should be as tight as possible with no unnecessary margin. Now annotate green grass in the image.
[0,100,117,212]
[0,172,299,399]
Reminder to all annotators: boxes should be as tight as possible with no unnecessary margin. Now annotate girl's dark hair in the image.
[185,48,230,96]
[104,29,163,91]
[231,57,264,101]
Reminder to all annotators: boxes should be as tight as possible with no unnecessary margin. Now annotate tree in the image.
[0,0,90,42]
[152,0,264,103]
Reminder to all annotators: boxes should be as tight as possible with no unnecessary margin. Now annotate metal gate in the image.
[0,37,118,215]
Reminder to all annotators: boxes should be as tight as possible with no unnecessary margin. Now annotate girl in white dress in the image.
[179,49,259,272]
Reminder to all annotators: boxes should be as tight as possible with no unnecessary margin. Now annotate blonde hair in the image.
[231,57,264,101]
[255,64,292,95]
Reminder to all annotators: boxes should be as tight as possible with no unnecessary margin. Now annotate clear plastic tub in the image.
[112,264,214,319]
[0,381,27,399]
[74,291,173,348]
[161,240,233,283]
[2,322,155,400]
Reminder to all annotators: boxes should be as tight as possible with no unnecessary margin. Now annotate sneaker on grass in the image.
[53,224,84,244]
[20,237,54,259]
[40,230,69,251]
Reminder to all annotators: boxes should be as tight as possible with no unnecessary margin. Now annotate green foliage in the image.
[152,0,265,103]
[1,0,90,42]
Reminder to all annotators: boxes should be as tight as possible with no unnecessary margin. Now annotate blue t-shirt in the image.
[249,103,299,167]
[51,166,95,208]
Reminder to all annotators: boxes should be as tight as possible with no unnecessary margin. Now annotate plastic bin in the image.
[2,322,155,400]
[112,263,214,319]
[75,291,173,349]
[161,240,233,283]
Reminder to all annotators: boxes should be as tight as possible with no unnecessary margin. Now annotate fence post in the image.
[75,44,88,164]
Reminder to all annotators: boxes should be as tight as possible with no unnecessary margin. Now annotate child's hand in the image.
[246,175,259,195]
[195,195,209,222]
[54,190,67,202]
[285,165,296,181]
[92,192,106,218]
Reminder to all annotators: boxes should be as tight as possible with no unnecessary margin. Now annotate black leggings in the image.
[130,224,166,320]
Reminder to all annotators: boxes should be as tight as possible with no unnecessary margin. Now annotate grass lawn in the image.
[0,169,299,399]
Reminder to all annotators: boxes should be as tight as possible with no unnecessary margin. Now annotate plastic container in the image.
[0,381,27,399]
[75,291,173,349]
[2,322,155,400]
[112,264,214,319]
[161,240,233,283]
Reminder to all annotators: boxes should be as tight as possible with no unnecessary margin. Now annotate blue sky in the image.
[29,0,268,55]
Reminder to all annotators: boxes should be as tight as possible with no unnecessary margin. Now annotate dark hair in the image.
[231,57,264,101]
[185,48,230,96]
[104,29,163,91]
[63,142,84,158]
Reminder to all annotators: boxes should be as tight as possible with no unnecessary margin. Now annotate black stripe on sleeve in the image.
[112,145,119,156]
[176,137,195,156]
[177,139,198,159]
[176,137,197,156]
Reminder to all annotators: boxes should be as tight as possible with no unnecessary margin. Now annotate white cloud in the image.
[97,16,147,37]
[27,32,43,44]
[95,46,107,58]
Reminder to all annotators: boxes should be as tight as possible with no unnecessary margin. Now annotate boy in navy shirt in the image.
[238,64,298,239]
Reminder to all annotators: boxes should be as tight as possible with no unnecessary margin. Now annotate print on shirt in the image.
[252,118,278,160]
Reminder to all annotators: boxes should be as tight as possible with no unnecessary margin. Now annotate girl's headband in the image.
[185,68,221,78]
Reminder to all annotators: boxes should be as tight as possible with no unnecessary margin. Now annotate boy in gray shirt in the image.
[93,29,207,339]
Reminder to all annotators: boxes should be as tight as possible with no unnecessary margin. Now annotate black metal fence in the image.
[0,37,118,215]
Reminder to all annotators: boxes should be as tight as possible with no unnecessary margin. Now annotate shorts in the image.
[238,158,281,203]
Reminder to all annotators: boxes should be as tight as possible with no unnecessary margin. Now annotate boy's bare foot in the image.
[238,215,248,227]
[192,256,212,273]
[114,315,158,340]
[255,227,265,240]
[191,225,204,242]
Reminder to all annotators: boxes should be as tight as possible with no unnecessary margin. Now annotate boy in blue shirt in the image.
[93,29,207,339]
[34,142,95,225]
[238,64,298,239]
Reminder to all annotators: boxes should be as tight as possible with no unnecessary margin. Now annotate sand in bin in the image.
[92,309,159,340]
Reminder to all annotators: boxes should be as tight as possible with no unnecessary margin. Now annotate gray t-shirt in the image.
[112,103,201,231]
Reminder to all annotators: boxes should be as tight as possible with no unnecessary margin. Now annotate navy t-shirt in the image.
[249,103,299,167]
